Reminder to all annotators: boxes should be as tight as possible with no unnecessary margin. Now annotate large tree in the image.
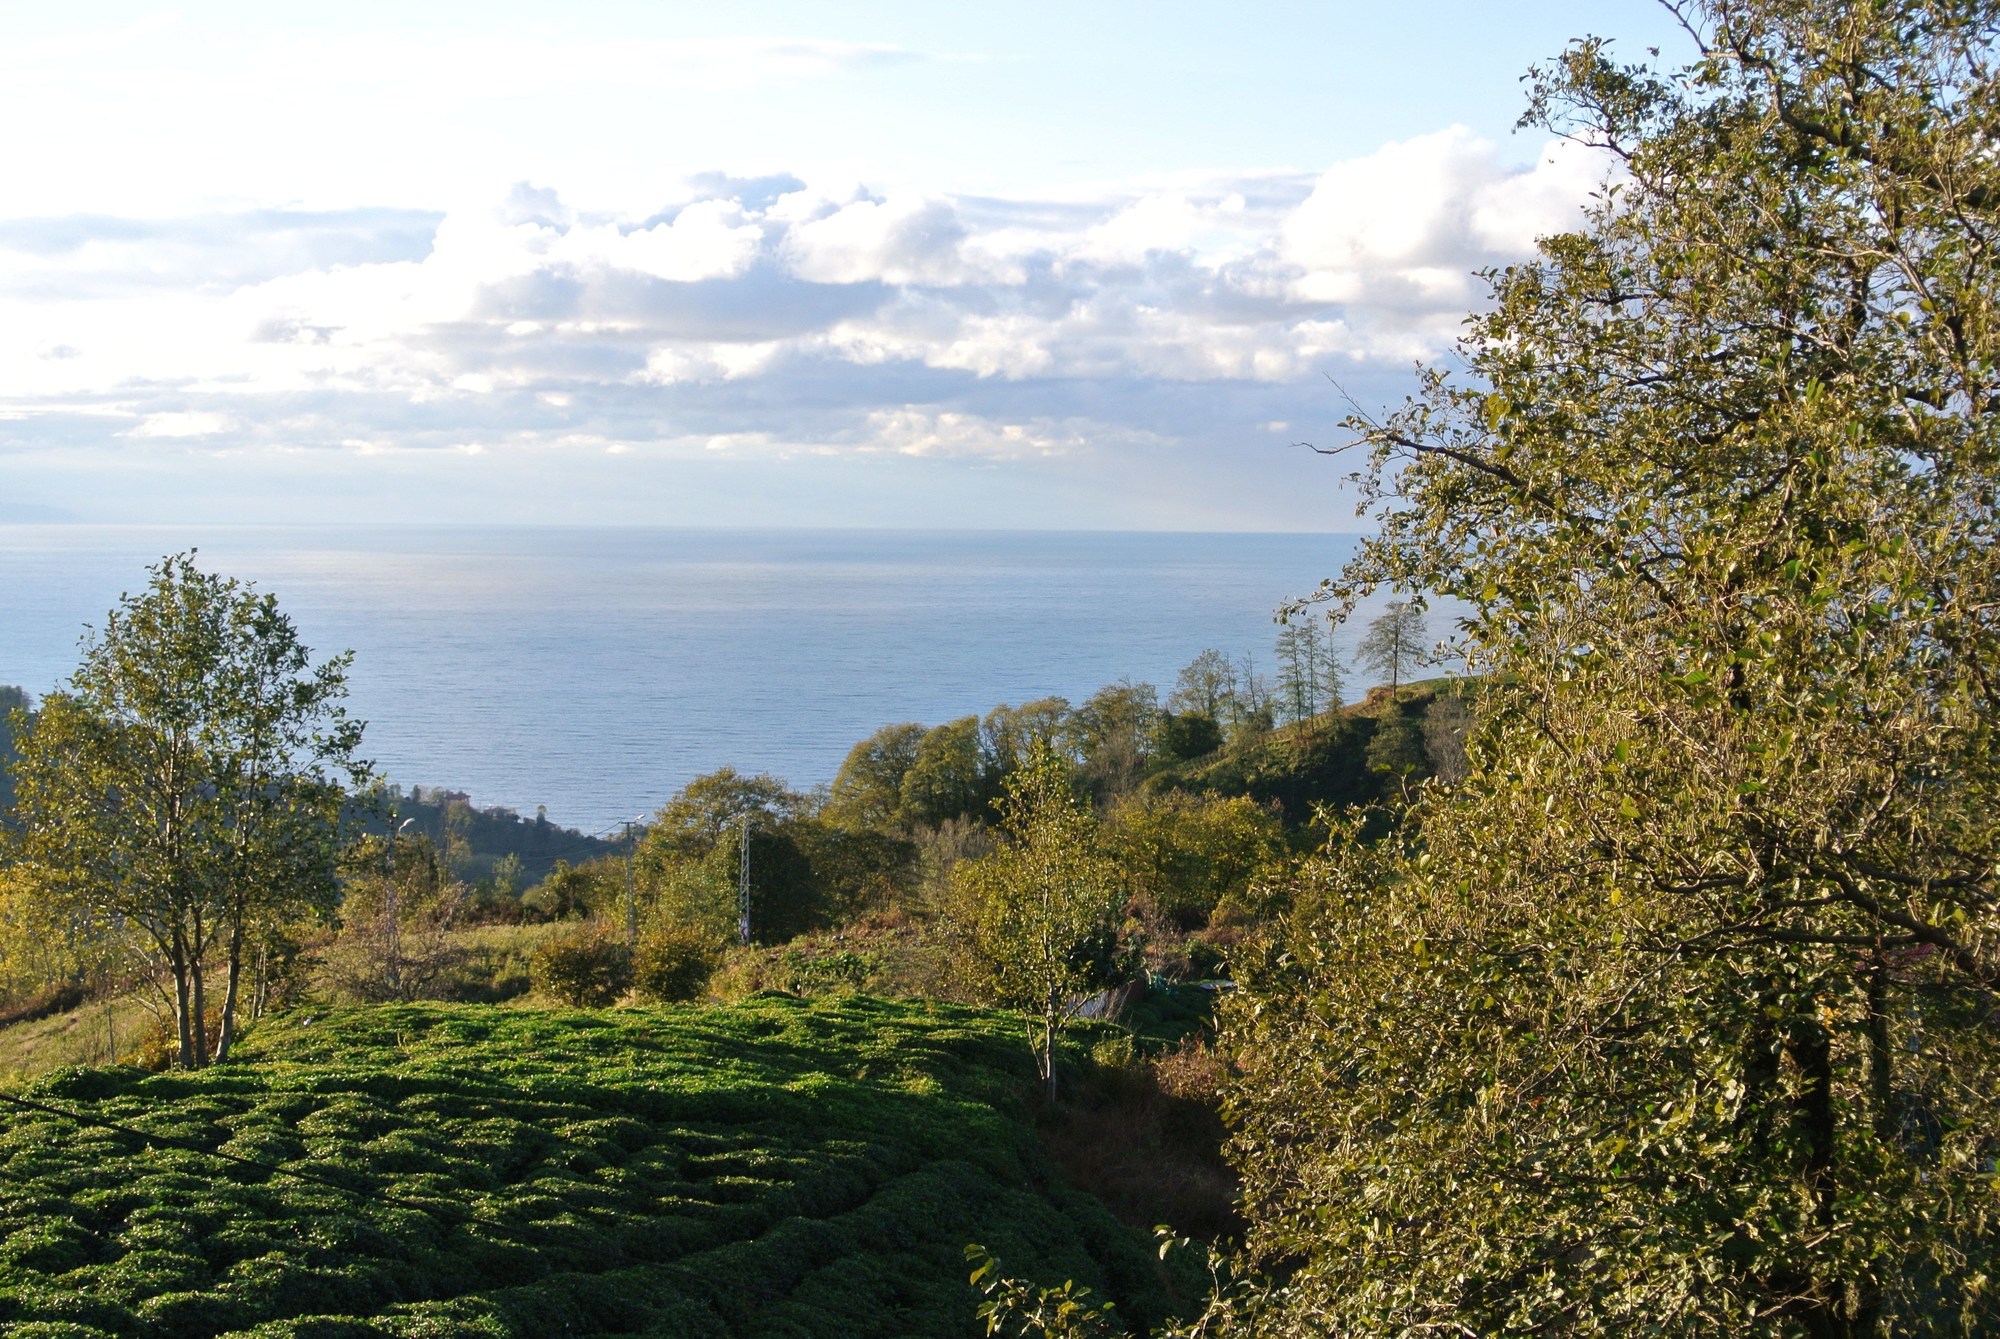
[11,554,364,1067]
[1167,648,1241,721]
[827,722,926,830]
[1070,679,1160,799]
[1228,2,2000,1334]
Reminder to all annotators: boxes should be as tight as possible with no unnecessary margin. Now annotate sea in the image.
[0,526,1372,834]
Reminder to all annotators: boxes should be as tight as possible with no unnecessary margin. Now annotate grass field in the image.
[0,990,160,1083]
[0,996,1178,1337]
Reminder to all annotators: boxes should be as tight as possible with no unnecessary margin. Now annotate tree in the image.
[948,742,1125,1100]
[10,554,363,1067]
[1151,710,1224,764]
[1231,652,1275,742]
[1232,3,2000,1333]
[1273,616,1343,723]
[1351,599,1425,692]
[1167,649,1240,720]
[642,767,798,860]
[524,856,623,921]
[827,722,926,829]
[1070,679,1160,799]
[1104,791,1285,930]
[634,768,839,944]
[898,715,990,828]
[325,828,468,1003]
[0,685,28,817]
[983,696,1074,778]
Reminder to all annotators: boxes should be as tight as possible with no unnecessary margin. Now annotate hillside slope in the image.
[1145,677,1468,822]
[0,997,1171,1337]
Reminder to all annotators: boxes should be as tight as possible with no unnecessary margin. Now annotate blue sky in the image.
[0,1,1690,529]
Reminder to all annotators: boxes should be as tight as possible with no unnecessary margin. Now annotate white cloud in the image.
[613,201,766,283]
[781,195,971,285]
[1284,126,1609,310]
[863,408,1081,459]
[0,131,1609,513]
[126,411,237,438]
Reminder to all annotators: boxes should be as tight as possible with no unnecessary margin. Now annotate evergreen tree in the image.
[1274,617,1344,723]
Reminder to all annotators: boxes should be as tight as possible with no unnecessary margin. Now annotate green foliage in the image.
[631,924,720,1003]
[967,1245,1123,1338]
[1069,681,1159,801]
[528,927,632,1006]
[706,923,967,1004]
[0,998,1173,1336]
[352,786,619,893]
[1236,2,2000,1332]
[638,769,919,946]
[900,716,992,828]
[636,770,831,945]
[521,857,624,922]
[1104,792,1286,930]
[788,821,918,921]
[643,767,800,861]
[1165,650,1238,722]
[636,851,737,941]
[1149,712,1222,766]
[9,553,364,1068]
[827,722,926,829]
[0,863,113,1006]
[981,698,1073,780]
[1359,712,1424,783]
[0,683,28,817]
[1146,709,1376,822]
[948,745,1127,1098]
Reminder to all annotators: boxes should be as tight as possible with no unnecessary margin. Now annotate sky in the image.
[0,1,1692,530]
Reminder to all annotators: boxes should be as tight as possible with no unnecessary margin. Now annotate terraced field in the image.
[0,996,1170,1337]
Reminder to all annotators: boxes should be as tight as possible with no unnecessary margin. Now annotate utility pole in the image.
[738,812,752,947]
[385,814,412,995]
[624,819,638,948]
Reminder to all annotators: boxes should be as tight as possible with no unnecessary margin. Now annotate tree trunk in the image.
[190,949,208,1068]
[1790,1004,1882,1338]
[1042,1005,1058,1103]
[172,928,196,1070]
[214,918,245,1063]
[1865,958,1896,1142]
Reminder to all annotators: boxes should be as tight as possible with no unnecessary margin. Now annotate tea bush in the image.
[0,996,1170,1336]
[630,926,718,1003]
[527,927,631,1006]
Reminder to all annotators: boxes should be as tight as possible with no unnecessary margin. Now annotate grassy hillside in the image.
[0,997,1176,1338]
[1144,677,1467,822]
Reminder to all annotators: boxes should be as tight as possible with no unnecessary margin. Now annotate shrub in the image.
[528,927,632,1006]
[631,925,718,1003]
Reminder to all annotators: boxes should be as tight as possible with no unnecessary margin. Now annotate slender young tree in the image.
[949,741,1123,1100]
[1352,599,1426,692]
[11,554,364,1067]
[1274,616,1345,722]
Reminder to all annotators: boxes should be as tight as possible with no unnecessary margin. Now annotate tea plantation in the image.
[0,996,1173,1337]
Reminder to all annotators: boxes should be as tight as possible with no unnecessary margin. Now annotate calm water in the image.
[0,526,1366,832]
